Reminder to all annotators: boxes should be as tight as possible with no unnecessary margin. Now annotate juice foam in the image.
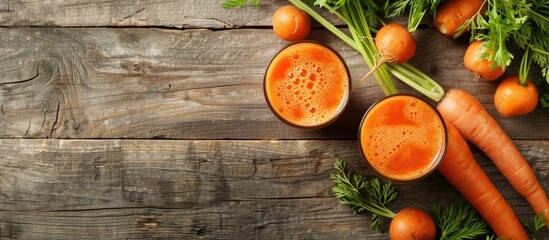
[360,95,446,181]
[265,42,349,128]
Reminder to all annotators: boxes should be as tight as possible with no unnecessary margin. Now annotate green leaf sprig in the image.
[432,202,489,240]
[330,159,397,232]
[520,210,548,240]
[384,0,443,32]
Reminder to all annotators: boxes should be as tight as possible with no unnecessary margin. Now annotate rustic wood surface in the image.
[0,0,344,28]
[0,0,548,239]
[1,139,548,239]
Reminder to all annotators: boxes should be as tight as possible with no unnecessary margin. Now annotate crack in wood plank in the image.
[0,74,35,86]
[49,101,62,138]
[25,117,32,136]
[0,66,40,86]
[121,8,145,21]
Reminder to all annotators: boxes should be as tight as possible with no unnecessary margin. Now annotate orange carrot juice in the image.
[359,95,447,183]
[264,42,350,129]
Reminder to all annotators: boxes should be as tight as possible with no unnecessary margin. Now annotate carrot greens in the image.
[459,0,549,108]
[521,211,548,238]
[330,159,397,232]
[432,202,489,240]
[384,0,443,32]
[331,159,492,237]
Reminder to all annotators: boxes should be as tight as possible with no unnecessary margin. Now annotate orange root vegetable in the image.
[272,5,311,41]
[438,120,529,239]
[494,76,539,117]
[434,0,486,37]
[353,23,417,92]
[464,41,505,81]
[375,23,416,64]
[389,207,436,240]
[438,89,549,230]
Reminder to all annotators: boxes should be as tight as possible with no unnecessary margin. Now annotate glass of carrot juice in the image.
[264,41,351,129]
[358,94,447,183]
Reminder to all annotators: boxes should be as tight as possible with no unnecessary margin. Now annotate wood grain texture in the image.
[0,0,267,28]
[1,139,548,239]
[2,1,549,239]
[1,27,547,140]
[0,0,347,28]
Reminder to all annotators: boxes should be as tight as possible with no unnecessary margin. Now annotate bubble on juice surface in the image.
[299,68,307,77]
[405,99,429,123]
[309,73,317,81]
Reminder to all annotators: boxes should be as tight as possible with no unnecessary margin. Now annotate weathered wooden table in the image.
[1,1,548,239]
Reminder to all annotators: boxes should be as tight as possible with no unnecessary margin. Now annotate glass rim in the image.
[263,40,352,130]
[357,94,448,184]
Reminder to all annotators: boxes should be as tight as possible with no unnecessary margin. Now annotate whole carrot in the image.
[438,89,549,230]
[434,0,486,37]
[438,120,528,239]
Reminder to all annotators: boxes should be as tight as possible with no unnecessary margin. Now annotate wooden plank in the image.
[0,0,345,28]
[1,139,548,239]
[0,0,266,28]
[1,27,547,140]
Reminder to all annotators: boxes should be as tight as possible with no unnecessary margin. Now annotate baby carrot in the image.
[494,75,539,117]
[437,89,549,230]
[463,40,505,81]
[438,120,528,239]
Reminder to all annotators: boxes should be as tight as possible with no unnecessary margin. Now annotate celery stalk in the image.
[288,0,445,102]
